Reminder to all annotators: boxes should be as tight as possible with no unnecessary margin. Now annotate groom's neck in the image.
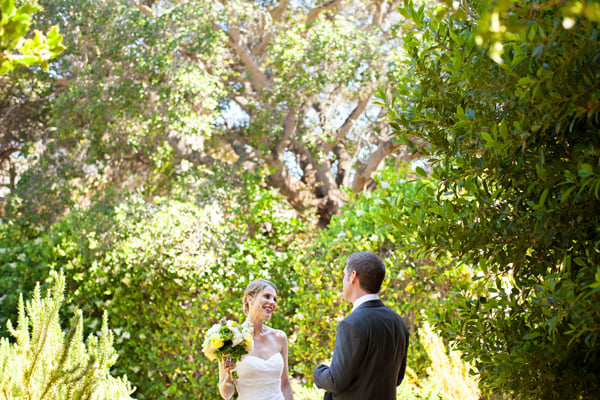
[351,293,379,312]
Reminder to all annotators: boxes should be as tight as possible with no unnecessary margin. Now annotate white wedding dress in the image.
[235,353,285,400]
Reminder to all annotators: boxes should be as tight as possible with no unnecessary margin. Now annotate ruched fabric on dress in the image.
[235,353,285,400]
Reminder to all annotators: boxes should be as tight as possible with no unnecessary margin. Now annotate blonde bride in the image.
[218,279,294,400]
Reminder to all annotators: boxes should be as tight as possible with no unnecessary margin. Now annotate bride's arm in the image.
[218,359,235,400]
[278,331,294,400]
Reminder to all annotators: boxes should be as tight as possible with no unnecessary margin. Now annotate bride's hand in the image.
[221,356,236,374]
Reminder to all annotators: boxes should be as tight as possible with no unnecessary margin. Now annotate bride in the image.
[218,279,294,400]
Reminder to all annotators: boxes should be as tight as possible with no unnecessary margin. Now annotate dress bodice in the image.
[235,353,284,400]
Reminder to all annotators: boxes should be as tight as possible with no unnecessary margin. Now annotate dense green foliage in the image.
[0,270,133,399]
[382,0,600,398]
[0,165,477,399]
[291,165,484,380]
[3,0,416,228]
[0,173,309,399]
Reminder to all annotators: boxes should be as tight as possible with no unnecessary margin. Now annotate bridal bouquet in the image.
[202,318,253,366]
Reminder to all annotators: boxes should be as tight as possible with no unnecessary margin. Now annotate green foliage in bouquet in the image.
[0,270,134,399]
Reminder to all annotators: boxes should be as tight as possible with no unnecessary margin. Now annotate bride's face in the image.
[248,286,278,320]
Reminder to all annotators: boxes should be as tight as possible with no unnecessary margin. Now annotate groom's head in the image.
[344,251,385,295]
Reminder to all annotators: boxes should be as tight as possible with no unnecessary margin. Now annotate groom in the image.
[313,251,409,400]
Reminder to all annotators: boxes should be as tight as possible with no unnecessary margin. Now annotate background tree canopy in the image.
[1,0,599,399]
[3,0,422,228]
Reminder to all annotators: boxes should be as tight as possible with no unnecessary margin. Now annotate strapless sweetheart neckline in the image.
[235,352,284,400]
[244,353,281,362]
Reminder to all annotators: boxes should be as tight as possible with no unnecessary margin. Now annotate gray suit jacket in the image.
[313,300,409,400]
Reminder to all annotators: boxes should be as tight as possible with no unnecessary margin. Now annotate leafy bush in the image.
[0,173,309,399]
[417,321,479,400]
[0,270,133,399]
[382,0,600,397]
[291,165,482,379]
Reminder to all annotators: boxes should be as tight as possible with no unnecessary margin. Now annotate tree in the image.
[0,0,64,203]
[5,0,423,228]
[382,0,600,398]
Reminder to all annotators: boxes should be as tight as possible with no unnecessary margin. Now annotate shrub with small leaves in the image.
[0,270,134,400]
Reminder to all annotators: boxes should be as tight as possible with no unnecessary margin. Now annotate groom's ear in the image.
[349,270,358,283]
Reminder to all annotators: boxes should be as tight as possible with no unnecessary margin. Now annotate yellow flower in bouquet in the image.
[209,336,224,350]
[202,318,253,363]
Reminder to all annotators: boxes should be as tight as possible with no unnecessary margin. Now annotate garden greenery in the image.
[0,270,133,399]
[1,0,599,399]
[381,0,600,398]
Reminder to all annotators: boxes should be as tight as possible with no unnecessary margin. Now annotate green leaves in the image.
[0,0,65,74]
[0,173,314,399]
[384,0,600,398]
[578,163,594,179]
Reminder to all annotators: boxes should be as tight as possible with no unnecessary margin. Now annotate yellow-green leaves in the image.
[0,0,65,74]
[1,271,134,399]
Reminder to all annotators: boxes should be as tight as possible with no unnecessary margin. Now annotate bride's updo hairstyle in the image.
[243,279,277,315]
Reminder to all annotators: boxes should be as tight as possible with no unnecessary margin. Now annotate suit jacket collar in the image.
[353,298,384,312]
[352,294,379,312]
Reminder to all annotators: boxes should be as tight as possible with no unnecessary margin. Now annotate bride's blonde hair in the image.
[243,279,277,315]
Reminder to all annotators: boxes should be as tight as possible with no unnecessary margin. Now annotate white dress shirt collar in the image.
[352,294,379,312]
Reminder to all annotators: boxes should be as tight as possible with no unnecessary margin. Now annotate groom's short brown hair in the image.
[346,251,385,293]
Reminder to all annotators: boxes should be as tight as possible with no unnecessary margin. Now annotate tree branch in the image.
[373,0,389,27]
[253,32,274,57]
[289,139,318,185]
[265,153,312,212]
[164,136,225,168]
[322,89,374,155]
[270,0,290,21]
[219,132,250,145]
[338,90,374,138]
[0,147,18,167]
[273,106,299,157]
[351,139,398,193]
[227,27,271,91]
[314,162,346,227]
[252,2,289,57]
[306,0,342,25]
[333,142,353,187]
[282,107,299,141]
[351,137,426,193]
[230,141,260,169]
[132,2,154,18]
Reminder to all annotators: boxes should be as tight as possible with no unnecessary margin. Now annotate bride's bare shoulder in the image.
[266,326,288,342]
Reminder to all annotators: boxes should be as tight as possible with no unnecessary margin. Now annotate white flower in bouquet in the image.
[202,318,253,363]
